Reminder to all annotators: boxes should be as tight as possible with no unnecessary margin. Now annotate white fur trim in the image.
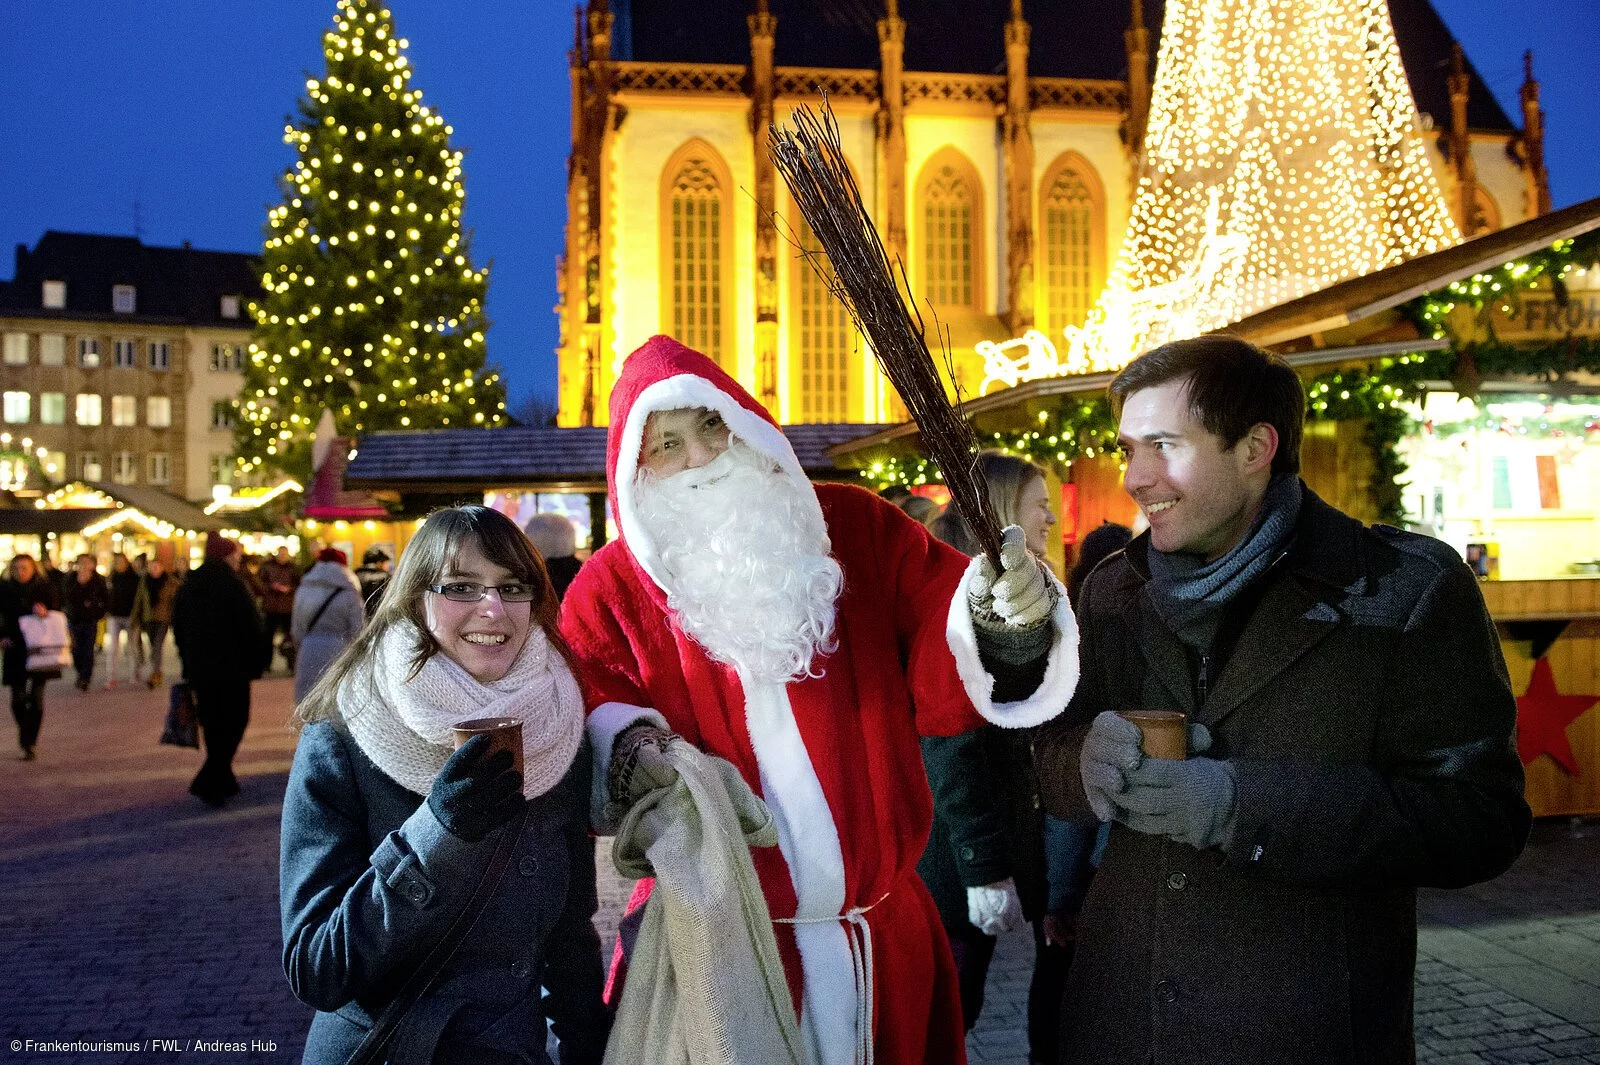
[741,674,855,1065]
[947,556,1080,728]
[585,701,669,833]
[614,374,814,594]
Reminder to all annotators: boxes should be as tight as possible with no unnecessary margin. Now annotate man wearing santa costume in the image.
[559,335,1079,1065]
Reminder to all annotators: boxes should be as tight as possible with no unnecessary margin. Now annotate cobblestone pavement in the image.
[1,666,1596,1063]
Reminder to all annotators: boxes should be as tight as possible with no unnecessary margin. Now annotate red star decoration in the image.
[1515,657,1599,776]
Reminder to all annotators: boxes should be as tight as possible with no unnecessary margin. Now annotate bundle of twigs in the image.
[770,101,1004,569]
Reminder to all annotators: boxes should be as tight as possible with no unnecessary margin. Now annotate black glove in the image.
[427,734,526,843]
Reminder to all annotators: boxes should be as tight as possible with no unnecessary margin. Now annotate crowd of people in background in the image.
[0,511,576,777]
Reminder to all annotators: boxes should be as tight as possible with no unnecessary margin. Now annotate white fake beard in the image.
[635,439,844,684]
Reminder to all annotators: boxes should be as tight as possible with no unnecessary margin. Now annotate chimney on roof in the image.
[181,240,192,249]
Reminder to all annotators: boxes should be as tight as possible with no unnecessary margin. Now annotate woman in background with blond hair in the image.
[922,450,1074,1065]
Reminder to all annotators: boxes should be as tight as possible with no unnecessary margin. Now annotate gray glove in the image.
[1079,711,1143,822]
[1114,755,1238,851]
[970,525,1058,631]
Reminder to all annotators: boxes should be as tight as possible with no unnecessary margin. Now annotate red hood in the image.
[604,334,813,592]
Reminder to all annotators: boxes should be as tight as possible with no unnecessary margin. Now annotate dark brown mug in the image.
[1116,709,1188,760]
[451,717,525,775]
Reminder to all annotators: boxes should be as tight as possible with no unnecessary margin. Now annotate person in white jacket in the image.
[290,548,365,704]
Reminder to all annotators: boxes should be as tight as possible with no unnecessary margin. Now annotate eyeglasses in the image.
[427,581,538,603]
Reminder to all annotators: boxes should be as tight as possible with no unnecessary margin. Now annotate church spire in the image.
[1519,50,1552,218]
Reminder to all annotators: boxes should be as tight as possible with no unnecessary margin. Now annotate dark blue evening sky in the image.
[2,2,1593,407]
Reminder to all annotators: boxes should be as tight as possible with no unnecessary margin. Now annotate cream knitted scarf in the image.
[339,621,585,799]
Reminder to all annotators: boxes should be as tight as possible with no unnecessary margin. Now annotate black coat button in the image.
[1166,872,1188,890]
[405,882,426,903]
[959,846,975,861]
[1155,979,1177,1003]
[519,855,540,877]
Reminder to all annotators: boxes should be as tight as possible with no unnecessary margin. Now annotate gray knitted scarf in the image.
[1146,475,1302,648]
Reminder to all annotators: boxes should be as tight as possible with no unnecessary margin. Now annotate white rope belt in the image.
[775,891,890,1065]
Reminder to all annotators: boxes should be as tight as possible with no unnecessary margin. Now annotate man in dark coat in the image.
[258,545,300,671]
[1034,336,1531,1065]
[63,554,109,691]
[172,533,267,807]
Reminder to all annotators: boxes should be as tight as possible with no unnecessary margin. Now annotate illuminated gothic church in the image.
[554,0,1551,428]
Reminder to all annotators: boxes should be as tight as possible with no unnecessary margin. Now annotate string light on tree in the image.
[1062,0,1461,372]
[240,0,506,480]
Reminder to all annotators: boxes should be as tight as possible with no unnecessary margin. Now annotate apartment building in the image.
[0,231,261,503]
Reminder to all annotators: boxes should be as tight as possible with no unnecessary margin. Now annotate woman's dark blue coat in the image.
[280,721,609,1065]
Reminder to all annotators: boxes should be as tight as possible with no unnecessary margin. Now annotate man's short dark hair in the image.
[1108,335,1304,476]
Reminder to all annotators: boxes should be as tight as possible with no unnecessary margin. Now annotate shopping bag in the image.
[19,610,71,674]
[160,682,200,749]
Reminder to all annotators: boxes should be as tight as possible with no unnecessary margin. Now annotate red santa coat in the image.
[560,336,1079,1065]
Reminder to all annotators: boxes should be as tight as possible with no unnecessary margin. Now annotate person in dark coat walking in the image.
[172,533,266,807]
[920,451,1074,1064]
[1034,336,1531,1065]
[104,553,140,687]
[280,505,609,1064]
[63,554,109,691]
[259,545,300,672]
[2,555,60,760]
[354,546,392,613]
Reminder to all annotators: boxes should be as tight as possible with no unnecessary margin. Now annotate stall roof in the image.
[344,422,895,493]
[85,483,224,533]
[0,508,118,535]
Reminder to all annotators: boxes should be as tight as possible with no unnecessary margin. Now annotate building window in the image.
[40,393,65,425]
[220,294,241,319]
[210,343,245,371]
[212,400,236,429]
[114,338,137,368]
[111,395,138,427]
[918,150,983,310]
[112,285,137,314]
[113,451,138,485]
[147,396,171,428]
[78,337,101,368]
[210,454,234,486]
[148,452,171,485]
[40,335,65,366]
[1039,154,1106,337]
[790,212,860,423]
[3,333,27,365]
[42,280,66,309]
[3,392,29,424]
[661,141,732,368]
[79,453,103,481]
[76,394,102,426]
[147,340,170,370]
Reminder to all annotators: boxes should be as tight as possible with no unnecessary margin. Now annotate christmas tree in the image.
[239,0,505,480]
[1063,0,1460,372]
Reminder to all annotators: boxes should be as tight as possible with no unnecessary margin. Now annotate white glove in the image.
[970,526,1056,630]
[965,879,1023,936]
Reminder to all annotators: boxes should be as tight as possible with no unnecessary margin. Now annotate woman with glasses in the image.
[280,505,609,1065]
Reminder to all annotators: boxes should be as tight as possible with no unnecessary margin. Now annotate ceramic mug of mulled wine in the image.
[451,717,525,775]
[1116,709,1188,760]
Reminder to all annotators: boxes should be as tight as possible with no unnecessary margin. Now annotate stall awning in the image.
[345,422,894,493]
